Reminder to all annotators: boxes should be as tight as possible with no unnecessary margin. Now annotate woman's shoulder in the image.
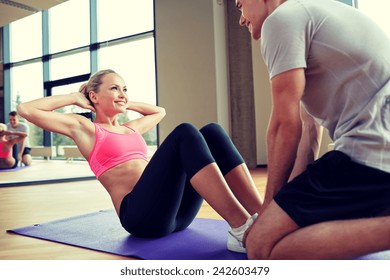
[70,114,96,142]
[73,113,95,127]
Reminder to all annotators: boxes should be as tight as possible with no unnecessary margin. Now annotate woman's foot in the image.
[227,213,258,253]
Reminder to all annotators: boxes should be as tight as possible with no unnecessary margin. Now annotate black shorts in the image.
[23,147,31,156]
[274,151,390,227]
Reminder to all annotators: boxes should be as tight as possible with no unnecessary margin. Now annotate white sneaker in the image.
[227,213,258,253]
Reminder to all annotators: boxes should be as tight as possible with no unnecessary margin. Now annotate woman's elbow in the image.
[17,103,30,119]
[160,107,166,117]
[157,107,166,120]
[17,103,25,116]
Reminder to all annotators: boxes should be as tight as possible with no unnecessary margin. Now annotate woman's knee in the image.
[173,122,224,140]
[199,123,222,137]
[171,123,209,147]
[173,123,198,136]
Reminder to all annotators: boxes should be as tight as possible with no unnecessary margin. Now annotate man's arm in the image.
[288,105,323,181]
[4,131,27,146]
[262,68,306,211]
[18,123,30,159]
[18,138,26,160]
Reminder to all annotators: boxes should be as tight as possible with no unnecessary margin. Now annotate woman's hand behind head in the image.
[72,91,96,112]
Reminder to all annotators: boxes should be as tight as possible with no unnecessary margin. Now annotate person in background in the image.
[7,111,32,166]
[0,123,27,169]
[236,0,390,259]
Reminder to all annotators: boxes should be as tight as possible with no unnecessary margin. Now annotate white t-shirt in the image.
[261,0,390,172]
[7,122,31,148]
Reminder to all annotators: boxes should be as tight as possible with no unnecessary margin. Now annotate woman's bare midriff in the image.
[98,159,148,215]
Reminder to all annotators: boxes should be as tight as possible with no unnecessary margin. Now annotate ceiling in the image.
[0,0,68,28]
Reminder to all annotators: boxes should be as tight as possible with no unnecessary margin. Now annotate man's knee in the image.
[22,154,32,166]
[246,232,273,260]
[245,201,300,260]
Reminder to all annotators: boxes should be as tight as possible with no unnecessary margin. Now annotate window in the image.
[97,0,154,41]
[49,0,90,53]
[10,62,43,108]
[9,13,42,62]
[10,62,44,146]
[357,0,390,38]
[50,49,90,81]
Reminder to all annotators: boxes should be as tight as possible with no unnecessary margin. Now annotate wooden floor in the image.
[0,160,95,187]
[0,160,267,260]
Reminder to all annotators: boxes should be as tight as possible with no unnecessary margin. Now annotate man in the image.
[7,111,32,166]
[236,0,390,259]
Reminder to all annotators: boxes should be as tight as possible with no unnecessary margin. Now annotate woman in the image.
[0,123,27,169]
[18,69,262,253]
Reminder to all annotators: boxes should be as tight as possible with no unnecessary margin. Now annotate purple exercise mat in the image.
[7,209,390,260]
[7,209,247,260]
[0,165,29,172]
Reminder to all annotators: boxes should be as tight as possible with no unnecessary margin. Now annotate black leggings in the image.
[119,123,244,238]
[12,144,19,168]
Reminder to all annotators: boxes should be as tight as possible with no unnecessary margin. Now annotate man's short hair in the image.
[8,111,18,117]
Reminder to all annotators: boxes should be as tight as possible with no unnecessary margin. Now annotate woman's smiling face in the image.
[94,73,128,114]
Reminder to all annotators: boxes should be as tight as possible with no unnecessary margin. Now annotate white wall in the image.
[251,40,271,165]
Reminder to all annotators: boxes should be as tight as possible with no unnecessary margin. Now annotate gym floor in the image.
[0,160,267,260]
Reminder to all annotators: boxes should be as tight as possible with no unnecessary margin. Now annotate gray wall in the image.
[155,0,227,136]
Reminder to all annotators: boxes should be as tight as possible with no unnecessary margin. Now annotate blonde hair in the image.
[0,123,7,132]
[82,69,117,105]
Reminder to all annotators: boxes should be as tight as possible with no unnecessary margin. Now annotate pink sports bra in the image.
[88,123,148,178]
[0,140,11,158]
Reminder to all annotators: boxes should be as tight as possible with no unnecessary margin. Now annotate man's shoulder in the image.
[18,122,28,128]
[13,122,29,131]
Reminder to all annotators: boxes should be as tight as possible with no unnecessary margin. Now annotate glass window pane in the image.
[98,37,157,146]
[10,13,42,62]
[11,62,44,146]
[50,50,90,80]
[49,0,90,53]
[358,0,390,38]
[11,62,43,107]
[52,83,89,115]
[97,0,154,42]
